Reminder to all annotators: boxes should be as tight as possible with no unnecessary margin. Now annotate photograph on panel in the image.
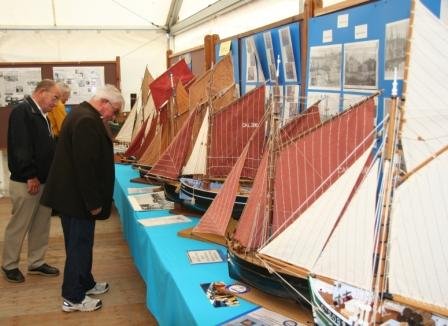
[244,36,264,84]
[343,93,377,112]
[306,91,340,122]
[263,32,277,82]
[279,27,297,82]
[343,40,379,89]
[283,85,300,123]
[0,67,41,106]
[53,66,105,104]
[308,44,342,90]
[384,19,409,80]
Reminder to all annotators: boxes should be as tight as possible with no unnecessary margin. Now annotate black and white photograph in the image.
[308,44,342,90]
[385,19,409,80]
[263,31,277,82]
[282,85,299,123]
[344,40,378,89]
[53,66,105,104]
[128,191,175,211]
[306,91,340,121]
[0,67,41,106]
[244,36,265,85]
[279,27,297,82]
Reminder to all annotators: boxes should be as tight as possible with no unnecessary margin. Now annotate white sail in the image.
[182,107,209,175]
[132,98,145,141]
[115,98,138,143]
[312,159,379,291]
[259,145,373,273]
[389,151,448,309]
[401,0,448,172]
[388,1,448,310]
[142,92,156,122]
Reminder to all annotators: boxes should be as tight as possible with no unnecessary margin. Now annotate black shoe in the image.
[2,266,25,283]
[28,263,60,277]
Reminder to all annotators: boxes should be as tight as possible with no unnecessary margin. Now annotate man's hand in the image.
[90,207,102,216]
[27,177,40,195]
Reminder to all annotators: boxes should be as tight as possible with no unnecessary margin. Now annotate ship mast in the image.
[265,55,282,239]
[168,72,176,142]
[371,68,401,323]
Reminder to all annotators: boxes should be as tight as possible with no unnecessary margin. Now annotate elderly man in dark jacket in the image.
[2,79,60,283]
[41,84,124,313]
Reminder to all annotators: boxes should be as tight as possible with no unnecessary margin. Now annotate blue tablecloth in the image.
[113,164,258,325]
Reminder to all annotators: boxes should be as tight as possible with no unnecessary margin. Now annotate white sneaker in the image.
[62,295,102,312]
[86,282,109,295]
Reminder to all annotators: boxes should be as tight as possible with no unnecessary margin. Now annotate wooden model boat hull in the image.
[163,181,182,203]
[179,179,248,219]
[227,248,311,307]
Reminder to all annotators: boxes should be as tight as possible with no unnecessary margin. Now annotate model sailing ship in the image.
[254,1,448,324]
[191,83,377,296]
[146,54,254,202]
[114,66,154,156]
[130,59,195,177]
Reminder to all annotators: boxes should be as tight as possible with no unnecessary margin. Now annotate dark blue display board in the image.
[306,0,442,124]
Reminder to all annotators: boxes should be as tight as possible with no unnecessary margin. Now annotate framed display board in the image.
[239,21,301,125]
[306,0,442,123]
[0,58,120,148]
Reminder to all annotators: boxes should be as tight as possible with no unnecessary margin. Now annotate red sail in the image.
[149,109,198,180]
[134,113,158,159]
[150,59,195,111]
[208,85,265,178]
[123,117,149,157]
[279,104,321,143]
[193,145,250,237]
[233,151,270,250]
[272,97,376,235]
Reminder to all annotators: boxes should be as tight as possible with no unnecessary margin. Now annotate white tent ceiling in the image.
[0,0,347,112]
[0,0,344,32]
[0,0,238,33]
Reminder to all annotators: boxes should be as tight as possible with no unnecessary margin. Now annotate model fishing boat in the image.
[144,54,240,194]
[149,84,264,203]
[114,66,154,157]
[177,83,268,217]
[128,59,195,181]
[252,1,448,324]
[300,1,448,324]
[136,54,236,184]
[179,99,322,218]
[187,83,378,305]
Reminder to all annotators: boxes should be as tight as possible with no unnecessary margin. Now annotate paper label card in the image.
[187,249,226,264]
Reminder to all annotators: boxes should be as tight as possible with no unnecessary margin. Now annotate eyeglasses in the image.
[106,100,121,116]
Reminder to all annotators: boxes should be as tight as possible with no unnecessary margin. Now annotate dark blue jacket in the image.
[8,96,55,183]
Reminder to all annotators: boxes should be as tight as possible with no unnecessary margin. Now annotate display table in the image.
[113,164,258,325]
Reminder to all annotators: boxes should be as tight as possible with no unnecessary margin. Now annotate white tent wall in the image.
[0,29,168,111]
[171,0,302,53]
[171,0,347,53]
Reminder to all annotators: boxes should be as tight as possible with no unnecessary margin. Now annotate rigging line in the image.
[264,125,379,245]
[399,144,448,185]
[110,0,167,30]
[256,255,311,305]
[120,34,166,58]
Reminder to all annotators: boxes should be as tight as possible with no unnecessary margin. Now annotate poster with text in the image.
[0,67,42,107]
[53,66,105,104]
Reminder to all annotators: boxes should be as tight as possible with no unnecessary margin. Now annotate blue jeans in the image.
[60,215,96,303]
